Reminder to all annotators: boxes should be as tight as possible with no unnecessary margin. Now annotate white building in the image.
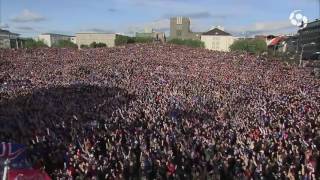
[201,28,236,52]
[38,33,74,47]
[75,32,117,48]
[0,29,22,49]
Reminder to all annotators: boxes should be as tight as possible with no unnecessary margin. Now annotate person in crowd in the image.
[0,44,319,179]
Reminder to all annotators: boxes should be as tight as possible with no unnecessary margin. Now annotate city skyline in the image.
[0,0,319,37]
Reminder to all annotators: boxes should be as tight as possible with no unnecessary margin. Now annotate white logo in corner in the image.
[289,10,308,28]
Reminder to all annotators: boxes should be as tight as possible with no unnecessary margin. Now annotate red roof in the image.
[268,36,286,46]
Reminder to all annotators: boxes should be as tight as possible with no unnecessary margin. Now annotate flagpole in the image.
[2,159,9,180]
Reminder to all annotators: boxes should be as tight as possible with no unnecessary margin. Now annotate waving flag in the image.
[0,143,52,180]
[0,143,26,162]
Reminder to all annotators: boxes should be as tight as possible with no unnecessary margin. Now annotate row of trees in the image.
[23,37,268,55]
[53,40,78,48]
[24,39,48,48]
[24,39,78,49]
[166,38,267,54]
[80,42,107,49]
[229,39,267,54]
[168,39,205,48]
[23,39,108,49]
[24,36,154,49]
[115,35,153,46]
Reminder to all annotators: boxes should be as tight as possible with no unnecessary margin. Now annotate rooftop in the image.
[0,29,20,36]
[202,28,232,36]
[76,32,115,35]
[298,19,320,33]
[41,33,74,37]
[0,29,10,34]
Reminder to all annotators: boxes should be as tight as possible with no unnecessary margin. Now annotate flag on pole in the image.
[0,143,26,162]
[1,142,52,180]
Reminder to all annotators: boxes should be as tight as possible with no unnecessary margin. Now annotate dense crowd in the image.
[0,44,319,180]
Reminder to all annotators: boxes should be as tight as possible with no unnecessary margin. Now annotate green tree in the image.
[115,35,154,46]
[95,42,107,48]
[80,44,89,49]
[127,37,136,44]
[115,35,129,46]
[133,37,153,43]
[24,39,48,48]
[230,39,267,54]
[168,39,204,48]
[89,42,97,48]
[52,40,77,48]
[89,42,107,48]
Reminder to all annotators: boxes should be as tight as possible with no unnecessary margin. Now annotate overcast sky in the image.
[0,0,319,37]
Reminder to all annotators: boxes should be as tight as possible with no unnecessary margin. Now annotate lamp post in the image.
[290,40,297,53]
[2,159,9,180]
[299,42,316,67]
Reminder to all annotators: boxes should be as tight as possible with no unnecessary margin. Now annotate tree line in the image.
[23,39,106,49]
[23,36,268,55]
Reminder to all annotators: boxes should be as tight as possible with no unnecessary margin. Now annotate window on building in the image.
[216,40,220,50]
[177,17,183,25]
[212,40,217,50]
[177,30,182,36]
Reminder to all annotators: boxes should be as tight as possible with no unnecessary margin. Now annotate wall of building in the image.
[283,36,299,54]
[76,33,117,48]
[51,34,72,46]
[154,32,166,42]
[70,37,77,44]
[201,35,236,52]
[38,35,52,47]
[0,32,9,48]
[136,32,166,42]
[298,19,320,59]
[38,34,73,47]
[0,31,19,49]
[0,37,10,49]
[170,17,201,40]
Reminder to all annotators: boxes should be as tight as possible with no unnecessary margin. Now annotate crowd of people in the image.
[0,44,319,179]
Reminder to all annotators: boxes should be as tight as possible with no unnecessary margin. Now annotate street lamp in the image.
[300,42,316,67]
[2,159,10,180]
[290,40,298,53]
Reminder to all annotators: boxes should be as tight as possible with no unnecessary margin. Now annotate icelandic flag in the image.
[0,143,52,180]
[0,142,26,162]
